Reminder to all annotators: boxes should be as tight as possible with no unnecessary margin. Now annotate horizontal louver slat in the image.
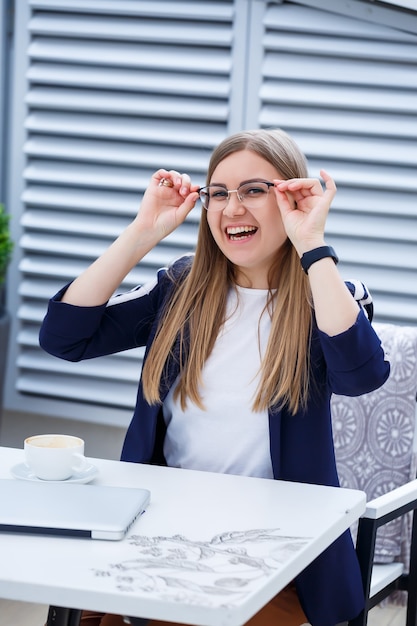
[264,3,417,41]
[26,87,229,120]
[28,39,231,73]
[25,111,225,146]
[24,137,212,173]
[29,15,233,45]
[28,63,230,97]
[263,53,417,88]
[20,234,192,268]
[261,82,417,115]
[261,106,417,139]
[332,239,417,270]
[23,185,144,212]
[18,351,143,383]
[327,213,417,243]
[21,209,199,244]
[263,31,417,59]
[332,188,417,218]
[19,259,158,289]
[294,133,417,167]
[17,373,137,410]
[23,161,204,190]
[339,265,417,297]
[28,0,233,21]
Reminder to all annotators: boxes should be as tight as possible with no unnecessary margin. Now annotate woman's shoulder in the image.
[164,253,194,282]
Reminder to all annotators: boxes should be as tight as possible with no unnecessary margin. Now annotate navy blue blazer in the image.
[39,256,390,626]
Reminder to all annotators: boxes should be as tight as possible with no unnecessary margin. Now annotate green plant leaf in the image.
[0,204,14,284]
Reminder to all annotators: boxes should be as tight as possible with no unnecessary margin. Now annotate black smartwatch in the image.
[300,246,339,274]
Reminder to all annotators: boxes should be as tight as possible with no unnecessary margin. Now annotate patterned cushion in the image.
[331,323,417,564]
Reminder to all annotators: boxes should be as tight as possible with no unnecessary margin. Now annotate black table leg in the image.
[46,606,82,626]
[46,606,149,626]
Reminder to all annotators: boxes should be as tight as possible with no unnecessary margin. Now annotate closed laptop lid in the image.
[0,479,150,540]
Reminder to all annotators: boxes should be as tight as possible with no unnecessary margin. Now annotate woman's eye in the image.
[211,189,228,199]
[244,186,266,196]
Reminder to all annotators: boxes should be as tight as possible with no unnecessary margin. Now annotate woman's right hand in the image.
[61,170,199,306]
[134,169,200,243]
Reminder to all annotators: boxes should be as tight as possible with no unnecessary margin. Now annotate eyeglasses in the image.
[198,181,275,212]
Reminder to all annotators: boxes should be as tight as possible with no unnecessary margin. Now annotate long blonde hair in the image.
[142,129,313,415]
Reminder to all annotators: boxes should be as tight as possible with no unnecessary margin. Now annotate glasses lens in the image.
[199,186,228,211]
[238,182,271,206]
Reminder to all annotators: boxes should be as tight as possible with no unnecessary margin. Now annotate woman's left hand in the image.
[273,170,336,256]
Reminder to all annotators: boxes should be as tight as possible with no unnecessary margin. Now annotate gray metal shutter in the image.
[0,1,9,202]
[248,1,417,325]
[5,0,245,425]
[5,0,416,427]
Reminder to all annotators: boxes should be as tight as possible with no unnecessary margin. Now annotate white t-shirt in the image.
[162,286,274,479]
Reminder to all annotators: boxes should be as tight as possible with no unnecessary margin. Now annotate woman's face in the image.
[206,150,287,289]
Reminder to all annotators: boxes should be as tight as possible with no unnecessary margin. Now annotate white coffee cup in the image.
[24,434,88,481]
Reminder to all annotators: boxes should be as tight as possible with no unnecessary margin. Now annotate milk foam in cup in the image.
[24,434,88,480]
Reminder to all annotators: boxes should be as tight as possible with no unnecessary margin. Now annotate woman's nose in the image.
[222,191,246,217]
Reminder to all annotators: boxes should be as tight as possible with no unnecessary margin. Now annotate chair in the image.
[330,322,417,626]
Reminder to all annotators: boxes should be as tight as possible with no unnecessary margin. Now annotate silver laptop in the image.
[0,478,150,540]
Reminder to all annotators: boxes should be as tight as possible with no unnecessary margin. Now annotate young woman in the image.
[40,129,389,626]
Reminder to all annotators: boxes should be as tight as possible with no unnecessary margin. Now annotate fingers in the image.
[274,178,322,197]
[177,189,200,219]
[319,169,337,196]
[154,169,198,198]
[273,172,336,197]
[158,177,174,188]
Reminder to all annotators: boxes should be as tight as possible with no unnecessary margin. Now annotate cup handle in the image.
[71,452,89,474]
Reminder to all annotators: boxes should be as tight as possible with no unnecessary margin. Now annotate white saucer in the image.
[10,462,99,484]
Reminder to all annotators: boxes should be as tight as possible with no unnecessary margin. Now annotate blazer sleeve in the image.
[317,308,390,396]
[39,276,164,361]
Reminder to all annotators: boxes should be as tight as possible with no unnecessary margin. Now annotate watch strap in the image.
[300,246,339,274]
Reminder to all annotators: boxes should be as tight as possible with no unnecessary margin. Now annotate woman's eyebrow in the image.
[209,178,270,187]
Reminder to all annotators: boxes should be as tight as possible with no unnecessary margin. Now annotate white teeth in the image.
[227,226,257,235]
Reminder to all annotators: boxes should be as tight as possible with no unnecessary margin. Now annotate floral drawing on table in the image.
[92,528,310,607]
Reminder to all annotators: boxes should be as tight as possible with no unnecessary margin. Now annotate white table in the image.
[0,446,365,626]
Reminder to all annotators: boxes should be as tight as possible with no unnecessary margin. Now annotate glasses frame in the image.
[198,181,275,212]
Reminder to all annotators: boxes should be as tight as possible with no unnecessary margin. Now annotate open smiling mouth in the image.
[227,226,258,241]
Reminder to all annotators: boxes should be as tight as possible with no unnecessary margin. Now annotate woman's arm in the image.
[62,169,199,307]
[304,256,361,335]
[274,170,360,336]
